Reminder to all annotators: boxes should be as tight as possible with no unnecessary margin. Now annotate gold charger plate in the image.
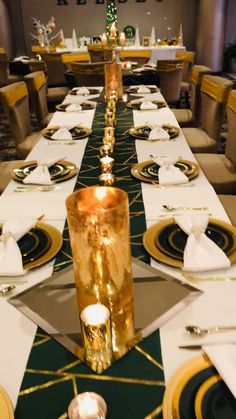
[0,222,63,271]
[11,160,78,183]
[0,386,14,419]
[129,124,180,140]
[126,100,166,110]
[162,355,214,419]
[131,159,199,184]
[42,125,91,141]
[143,217,236,268]
[194,375,222,419]
[56,101,96,112]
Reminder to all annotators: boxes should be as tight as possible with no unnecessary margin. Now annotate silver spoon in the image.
[0,285,15,296]
[163,204,208,212]
[186,325,236,337]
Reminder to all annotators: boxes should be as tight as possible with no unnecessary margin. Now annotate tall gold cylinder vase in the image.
[66,186,134,358]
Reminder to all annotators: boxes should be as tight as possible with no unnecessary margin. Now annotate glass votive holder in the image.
[104,115,116,127]
[103,135,115,151]
[99,144,113,157]
[104,126,115,136]
[100,156,114,173]
[105,109,115,119]
[122,93,128,103]
[80,304,112,372]
[68,392,107,419]
[98,173,115,186]
[107,101,116,111]
[109,90,118,100]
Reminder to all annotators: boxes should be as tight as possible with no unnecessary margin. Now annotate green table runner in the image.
[15,97,165,419]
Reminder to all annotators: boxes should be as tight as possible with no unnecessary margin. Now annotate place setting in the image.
[131,154,199,186]
[42,124,92,144]
[56,101,96,112]
[11,156,78,192]
[0,215,63,278]
[126,98,167,110]
[69,86,102,96]
[124,85,159,94]
[129,123,180,141]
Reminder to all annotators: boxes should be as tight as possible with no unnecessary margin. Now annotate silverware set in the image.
[14,185,61,193]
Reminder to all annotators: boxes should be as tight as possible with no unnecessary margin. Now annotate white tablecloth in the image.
[1,86,236,407]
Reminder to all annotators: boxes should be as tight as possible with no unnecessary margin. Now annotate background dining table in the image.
[1,85,236,418]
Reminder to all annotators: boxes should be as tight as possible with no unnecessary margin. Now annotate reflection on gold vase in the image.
[66,186,134,358]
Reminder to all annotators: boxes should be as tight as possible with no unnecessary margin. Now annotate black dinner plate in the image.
[125,86,158,94]
[42,125,91,141]
[127,100,166,110]
[69,87,101,95]
[196,377,236,419]
[56,102,95,111]
[155,221,234,261]
[129,124,180,140]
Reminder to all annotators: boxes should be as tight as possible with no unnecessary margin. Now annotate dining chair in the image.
[194,89,236,194]
[0,48,23,87]
[218,195,236,225]
[156,58,184,105]
[0,160,24,194]
[119,50,151,65]
[182,75,233,153]
[175,50,196,108]
[61,52,90,71]
[24,71,53,128]
[87,44,113,62]
[70,62,109,86]
[172,65,212,127]
[0,81,42,159]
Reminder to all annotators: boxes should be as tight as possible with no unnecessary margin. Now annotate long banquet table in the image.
[1,85,236,418]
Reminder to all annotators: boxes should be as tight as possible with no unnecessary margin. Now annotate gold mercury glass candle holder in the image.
[104,115,116,127]
[66,186,135,361]
[99,144,113,157]
[104,126,115,136]
[68,391,107,419]
[103,135,115,153]
[100,156,114,173]
[98,173,115,186]
[80,304,112,372]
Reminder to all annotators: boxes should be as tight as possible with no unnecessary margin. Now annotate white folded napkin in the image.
[65,103,82,112]
[148,124,170,141]
[174,213,231,272]
[140,101,158,110]
[51,126,72,141]
[136,85,151,94]
[23,157,62,185]
[152,156,189,185]
[0,217,37,276]
[204,344,236,398]
[76,86,90,95]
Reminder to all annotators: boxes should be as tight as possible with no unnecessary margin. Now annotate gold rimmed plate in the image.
[126,100,166,110]
[143,217,236,268]
[56,101,96,112]
[131,159,199,184]
[42,125,91,141]
[0,386,14,419]
[0,222,62,271]
[129,124,180,140]
[125,86,158,94]
[69,87,101,96]
[12,160,78,183]
[162,355,217,419]
[195,375,236,419]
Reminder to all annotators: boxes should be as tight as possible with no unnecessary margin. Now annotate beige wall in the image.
[20,0,198,50]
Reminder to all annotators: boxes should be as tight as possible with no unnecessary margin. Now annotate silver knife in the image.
[179,342,236,350]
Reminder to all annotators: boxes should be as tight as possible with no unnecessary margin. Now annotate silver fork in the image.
[14,186,60,192]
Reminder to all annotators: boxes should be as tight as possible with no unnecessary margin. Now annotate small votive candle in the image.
[98,173,115,186]
[100,156,114,173]
[125,61,132,70]
[80,304,112,371]
[103,135,115,150]
[99,144,113,157]
[104,126,115,136]
[68,392,107,419]
[101,32,107,48]
[119,32,126,47]
[122,93,128,103]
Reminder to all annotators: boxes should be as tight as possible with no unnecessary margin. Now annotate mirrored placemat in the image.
[9,258,201,371]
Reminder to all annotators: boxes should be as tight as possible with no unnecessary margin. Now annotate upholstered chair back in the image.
[43,53,66,86]
[87,44,113,62]
[156,58,184,103]
[0,81,32,145]
[24,71,49,128]
[119,50,151,65]
[190,65,212,120]
[225,90,236,171]
[200,75,232,140]
[176,51,195,83]
[61,52,90,70]
[70,61,109,86]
